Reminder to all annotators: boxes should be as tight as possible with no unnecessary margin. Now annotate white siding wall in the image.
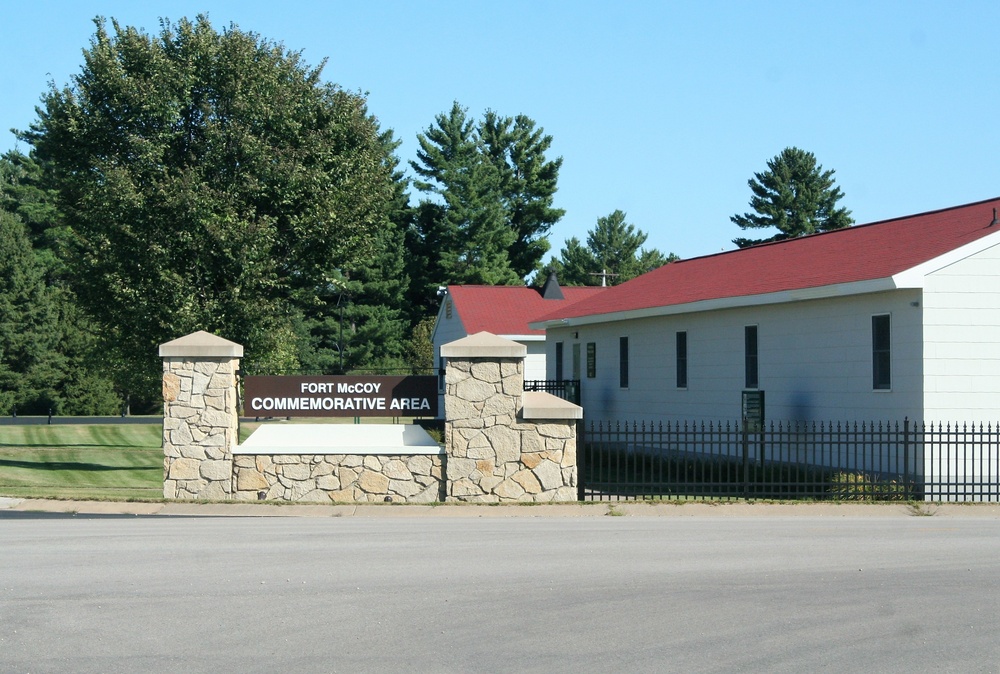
[547,290,924,424]
[523,341,547,382]
[923,242,1000,422]
[431,298,467,418]
[431,298,468,358]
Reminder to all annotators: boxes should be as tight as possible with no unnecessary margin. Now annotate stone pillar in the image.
[159,331,243,500]
[442,331,582,502]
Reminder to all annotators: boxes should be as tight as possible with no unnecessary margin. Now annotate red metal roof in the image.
[536,197,1000,323]
[448,285,606,335]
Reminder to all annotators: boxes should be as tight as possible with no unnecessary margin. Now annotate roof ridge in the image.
[529,195,1000,325]
[667,195,1000,267]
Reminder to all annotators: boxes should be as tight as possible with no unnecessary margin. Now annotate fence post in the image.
[741,422,749,499]
[903,417,911,500]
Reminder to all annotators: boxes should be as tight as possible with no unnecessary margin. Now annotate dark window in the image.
[586,342,596,378]
[676,331,687,388]
[619,337,629,388]
[745,326,758,389]
[555,342,564,381]
[872,314,891,390]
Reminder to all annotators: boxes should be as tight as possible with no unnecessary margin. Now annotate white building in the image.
[531,198,1000,426]
[431,276,604,414]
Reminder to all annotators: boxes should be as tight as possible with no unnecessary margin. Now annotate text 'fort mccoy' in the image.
[242,375,437,418]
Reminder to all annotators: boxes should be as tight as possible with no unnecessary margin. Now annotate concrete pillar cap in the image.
[440,331,526,359]
[159,331,244,358]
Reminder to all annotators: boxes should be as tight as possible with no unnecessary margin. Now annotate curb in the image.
[4,497,1000,518]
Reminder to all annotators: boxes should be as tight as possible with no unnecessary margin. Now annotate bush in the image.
[828,471,910,501]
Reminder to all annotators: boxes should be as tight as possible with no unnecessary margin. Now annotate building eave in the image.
[530,277,901,329]
[502,334,545,342]
[891,229,1000,288]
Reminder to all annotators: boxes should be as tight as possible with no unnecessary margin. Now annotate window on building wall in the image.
[586,342,596,378]
[619,337,629,388]
[745,325,758,389]
[555,342,564,381]
[872,314,891,390]
[676,331,687,388]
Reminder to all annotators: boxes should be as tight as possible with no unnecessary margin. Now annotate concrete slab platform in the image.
[235,423,443,455]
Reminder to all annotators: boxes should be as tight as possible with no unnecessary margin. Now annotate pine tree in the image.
[410,102,518,287]
[732,147,853,248]
[541,210,676,286]
[480,111,564,278]
[408,102,565,311]
[0,152,120,414]
[295,130,412,374]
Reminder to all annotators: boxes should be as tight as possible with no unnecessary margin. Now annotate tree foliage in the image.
[407,102,564,314]
[0,151,120,415]
[540,210,676,286]
[410,102,516,289]
[480,111,564,277]
[0,151,67,270]
[0,208,55,414]
[0,207,119,415]
[731,147,853,248]
[296,131,412,374]
[21,16,398,399]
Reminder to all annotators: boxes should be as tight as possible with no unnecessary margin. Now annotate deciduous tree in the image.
[22,16,397,400]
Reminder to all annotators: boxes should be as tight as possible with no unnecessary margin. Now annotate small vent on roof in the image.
[991,208,998,227]
[540,272,565,300]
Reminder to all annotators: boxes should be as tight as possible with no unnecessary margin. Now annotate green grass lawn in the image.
[0,418,441,501]
[0,424,163,501]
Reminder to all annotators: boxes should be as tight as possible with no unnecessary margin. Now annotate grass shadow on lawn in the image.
[0,459,159,472]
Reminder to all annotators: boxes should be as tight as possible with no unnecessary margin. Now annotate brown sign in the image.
[243,376,438,418]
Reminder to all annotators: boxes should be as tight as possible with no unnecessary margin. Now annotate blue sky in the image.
[3,1,999,261]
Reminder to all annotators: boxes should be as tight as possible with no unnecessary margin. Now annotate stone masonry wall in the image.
[445,357,577,502]
[160,332,575,503]
[232,454,444,503]
[162,357,239,500]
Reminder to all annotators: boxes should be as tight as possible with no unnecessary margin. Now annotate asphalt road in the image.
[1,515,998,673]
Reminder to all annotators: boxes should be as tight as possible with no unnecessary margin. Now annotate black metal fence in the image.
[580,419,1000,502]
[524,379,581,405]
